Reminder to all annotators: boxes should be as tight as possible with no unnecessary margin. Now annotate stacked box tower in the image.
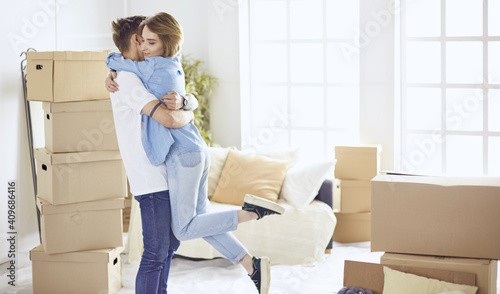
[332,145,381,243]
[26,51,127,294]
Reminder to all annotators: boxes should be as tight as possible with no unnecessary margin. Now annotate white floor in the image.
[1,239,499,294]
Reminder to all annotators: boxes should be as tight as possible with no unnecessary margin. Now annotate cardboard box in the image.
[371,174,500,259]
[381,253,497,294]
[35,148,126,205]
[344,260,476,294]
[31,245,122,294]
[27,51,110,102]
[42,100,119,153]
[334,145,381,180]
[333,179,371,213]
[37,197,124,254]
[333,212,371,243]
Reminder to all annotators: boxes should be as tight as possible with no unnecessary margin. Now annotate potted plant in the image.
[182,55,218,146]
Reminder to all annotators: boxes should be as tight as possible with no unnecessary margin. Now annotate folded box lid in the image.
[30,244,123,263]
[372,174,500,188]
[34,148,121,165]
[27,51,110,61]
[42,100,113,113]
[335,145,382,155]
[37,197,125,215]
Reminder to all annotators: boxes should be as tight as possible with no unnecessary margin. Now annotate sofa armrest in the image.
[313,179,334,251]
[314,179,333,209]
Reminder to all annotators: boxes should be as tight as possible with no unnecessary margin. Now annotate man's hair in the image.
[139,12,183,58]
[111,15,146,53]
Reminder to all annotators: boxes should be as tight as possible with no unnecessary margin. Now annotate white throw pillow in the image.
[207,147,235,198]
[383,267,477,294]
[279,161,335,209]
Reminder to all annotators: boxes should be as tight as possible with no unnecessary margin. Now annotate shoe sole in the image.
[244,194,285,215]
[260,256,271,294]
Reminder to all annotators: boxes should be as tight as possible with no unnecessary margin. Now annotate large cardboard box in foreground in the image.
[371,174,500,259]
[37,197,124,254]
[381,253,497,294]
[333,212,370,243]
[333,179,371,212]
[27,51,110,102]
[334,145,381,180]
[35,148,126,205]
[31,245,122,294]
[42,100,118,153]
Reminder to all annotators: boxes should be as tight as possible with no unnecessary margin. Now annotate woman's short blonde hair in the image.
[139,12,183,58]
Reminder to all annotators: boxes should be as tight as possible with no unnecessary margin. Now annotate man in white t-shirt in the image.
[106,15,195,294]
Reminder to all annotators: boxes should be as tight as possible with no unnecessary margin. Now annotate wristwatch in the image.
[182,95,188,109]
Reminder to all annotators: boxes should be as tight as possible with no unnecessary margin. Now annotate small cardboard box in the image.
[381,253,497,294]
[27,51,110,102]
[333,212,371,243]
[371,174,500,259]
[37,197,124,254]
[35,148,126,205]
[42,100,119,153]
[31,244,122,294]
[334,145,381,180]
[344,260,476,294]
[333,179,371,213]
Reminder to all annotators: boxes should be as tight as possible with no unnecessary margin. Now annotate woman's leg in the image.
[167,147,240,241]
[135,191,179,294]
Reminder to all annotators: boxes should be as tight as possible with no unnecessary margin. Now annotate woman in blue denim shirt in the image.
[107,12,284,294]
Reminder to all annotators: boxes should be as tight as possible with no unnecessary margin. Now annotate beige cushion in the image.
[383,267,478,294]
[211,150,290,206]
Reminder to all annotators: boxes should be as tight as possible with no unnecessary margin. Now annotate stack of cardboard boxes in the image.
[369,174,499,294]
[332,145,381,243]
[26,51,126,294]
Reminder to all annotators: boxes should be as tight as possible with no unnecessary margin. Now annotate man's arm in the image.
[141,100,194,128]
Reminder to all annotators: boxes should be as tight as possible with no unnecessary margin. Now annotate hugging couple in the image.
[105,12,284,294]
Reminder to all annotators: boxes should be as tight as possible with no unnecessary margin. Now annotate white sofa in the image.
[125,147,337,265]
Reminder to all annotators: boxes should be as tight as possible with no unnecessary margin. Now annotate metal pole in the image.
[20,48,41,243]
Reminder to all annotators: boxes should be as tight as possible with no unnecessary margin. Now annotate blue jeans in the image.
[135,191,180,294]
[166,145,248,264]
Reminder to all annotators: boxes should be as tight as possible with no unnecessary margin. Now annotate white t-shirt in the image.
[109,71,169,196]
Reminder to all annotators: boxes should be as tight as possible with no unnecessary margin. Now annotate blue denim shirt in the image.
[106,52,206,166]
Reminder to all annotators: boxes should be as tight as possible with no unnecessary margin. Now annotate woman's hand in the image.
[161,91,183,110]
[105,71,119,93]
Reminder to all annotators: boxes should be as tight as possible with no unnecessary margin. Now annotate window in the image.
[247,0,360,162]
[400,0,500,176]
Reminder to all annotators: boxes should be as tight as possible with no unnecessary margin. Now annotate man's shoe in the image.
[249,256,270,294]
[242,194,285,220]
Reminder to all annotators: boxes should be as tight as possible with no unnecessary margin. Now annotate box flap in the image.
[382,252,494,267]
[41,100,113,113]
[334,212,371,221]
[34,148,121,164]
[335,145,382,155]
[337,179,371,187]
[27,51,55,60]
[344,260,476,294]
[53,51,109,61]
[37,197,125,215]
[30,244,123,263]
[372,174,500,188]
